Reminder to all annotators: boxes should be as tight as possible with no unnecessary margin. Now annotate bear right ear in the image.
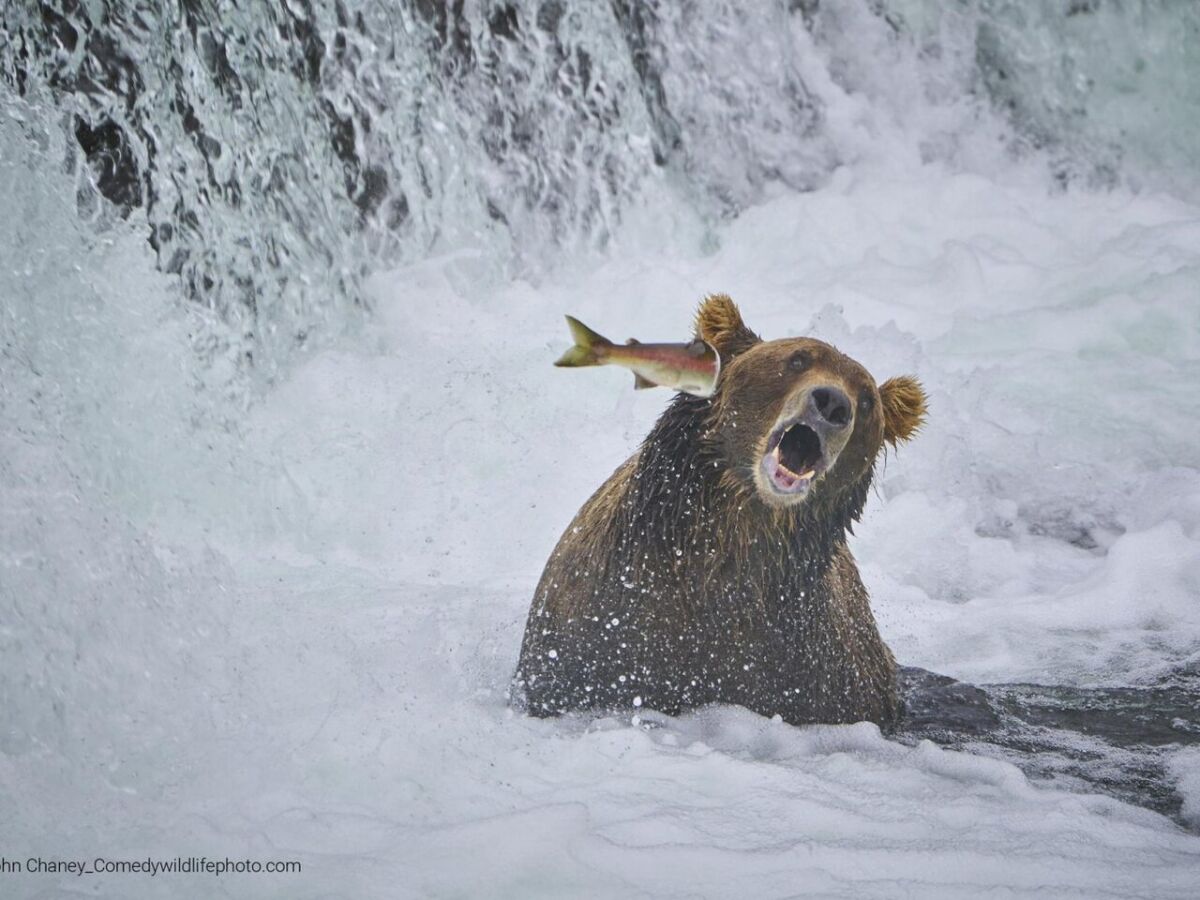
[879,376,928,448]
[694,293,761,359]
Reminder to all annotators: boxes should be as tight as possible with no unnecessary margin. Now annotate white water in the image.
[3,2,1200,897]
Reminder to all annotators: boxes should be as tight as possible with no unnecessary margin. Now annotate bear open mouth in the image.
[762,421,825,495]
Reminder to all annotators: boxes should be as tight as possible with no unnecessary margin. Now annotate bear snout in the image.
[811,386,852,429]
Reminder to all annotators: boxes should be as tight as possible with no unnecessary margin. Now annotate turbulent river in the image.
[2,2,1200,897]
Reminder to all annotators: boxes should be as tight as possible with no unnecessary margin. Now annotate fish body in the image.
[554,316,720,398]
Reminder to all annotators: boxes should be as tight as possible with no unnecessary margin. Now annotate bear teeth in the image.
[772,444,814,482]
[780,466,814,481]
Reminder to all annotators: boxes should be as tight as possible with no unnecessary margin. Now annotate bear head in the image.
[696,293,927,510]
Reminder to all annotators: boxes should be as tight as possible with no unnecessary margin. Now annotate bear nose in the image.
[811,386,852,428]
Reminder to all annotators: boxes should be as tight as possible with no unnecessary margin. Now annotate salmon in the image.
[553,316,720,398]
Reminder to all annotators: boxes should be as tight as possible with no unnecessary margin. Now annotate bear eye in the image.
[788,351,810,372]
[858,392,874,413]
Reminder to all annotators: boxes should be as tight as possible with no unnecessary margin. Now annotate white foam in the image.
[1170,748,1200,829]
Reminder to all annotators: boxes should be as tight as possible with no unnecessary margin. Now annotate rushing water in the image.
[4,1,1198,378]
[899,666,1200,824]
[3,2,1200,896]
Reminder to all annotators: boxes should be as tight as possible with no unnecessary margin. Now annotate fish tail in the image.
[554,315,611,367]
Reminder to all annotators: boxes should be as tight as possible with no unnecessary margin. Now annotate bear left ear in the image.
[694,293,761,359]
[879,376,928,447]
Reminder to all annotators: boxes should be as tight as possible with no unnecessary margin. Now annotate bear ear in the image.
[694,293,761,359]
[879,376,928,448]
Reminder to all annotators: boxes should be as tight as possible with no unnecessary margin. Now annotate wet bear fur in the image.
[514,295,927,726]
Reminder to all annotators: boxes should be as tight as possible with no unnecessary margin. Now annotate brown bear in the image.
[513,294,927,726]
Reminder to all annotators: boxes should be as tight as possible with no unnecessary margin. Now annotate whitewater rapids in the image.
[2,2,1200,897]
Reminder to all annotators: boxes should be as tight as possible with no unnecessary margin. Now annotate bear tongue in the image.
[772,444,813,479]
[769,444,815,489]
